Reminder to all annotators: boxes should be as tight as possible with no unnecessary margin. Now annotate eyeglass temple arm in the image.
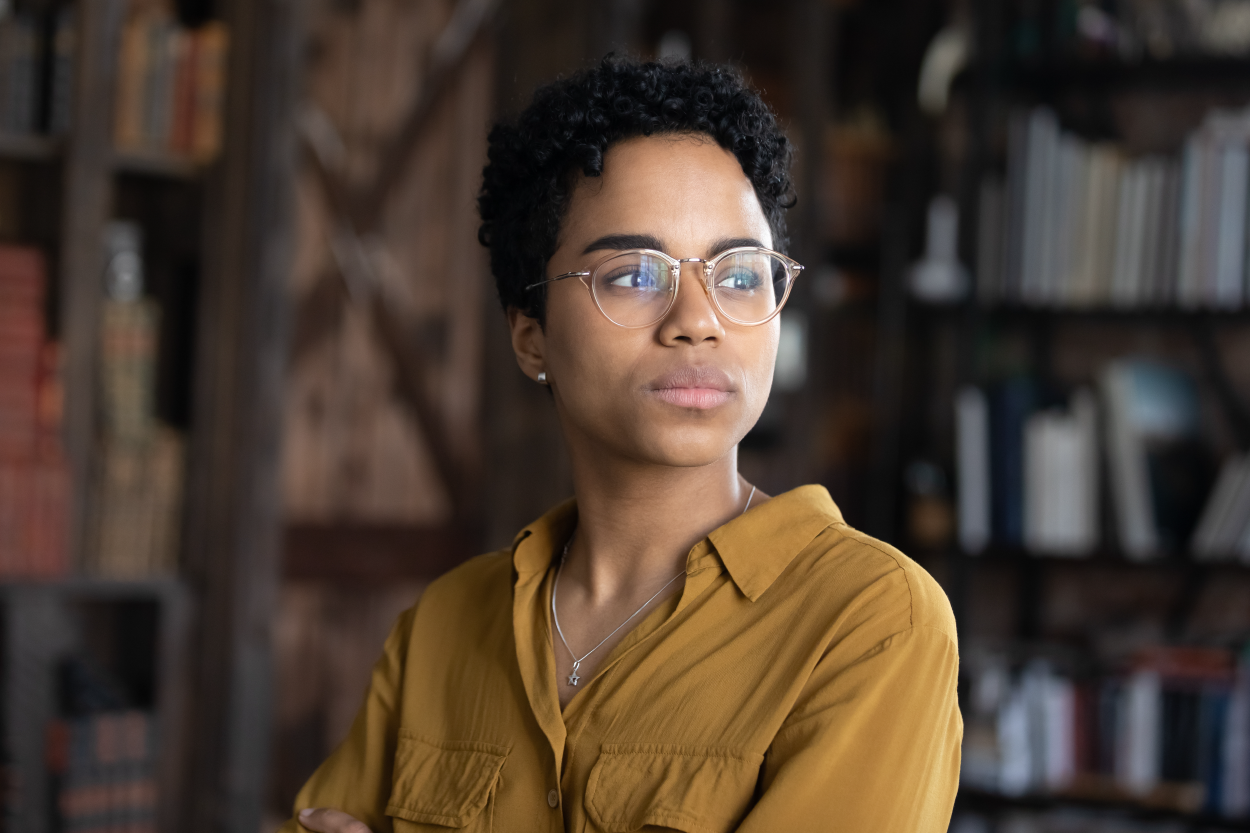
[525,271,590,291]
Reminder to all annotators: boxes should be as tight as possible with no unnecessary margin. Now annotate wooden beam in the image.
[58,0,127,567]
[352,0,499,230]
[180,0,302,830]
[283,523,471,582]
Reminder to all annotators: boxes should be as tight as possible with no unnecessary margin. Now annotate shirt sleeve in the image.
[736,624,962,833]
[276,606,416,833]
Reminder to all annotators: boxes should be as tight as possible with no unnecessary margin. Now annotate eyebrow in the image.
[580,234,768,257]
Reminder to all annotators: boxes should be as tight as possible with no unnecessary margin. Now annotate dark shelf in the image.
[0,131,62,162]
[957,786,1250,830]
[0,576,186,598]
[951,545,1249,571]
[113,148,203,180]
[958,57,1250,94]
[908,300,1250,326]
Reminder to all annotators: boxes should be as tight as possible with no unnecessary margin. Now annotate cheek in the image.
[740,328,780,401]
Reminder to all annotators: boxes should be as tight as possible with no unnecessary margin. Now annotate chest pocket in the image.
[584,744,764,833]
[385,730,509,832]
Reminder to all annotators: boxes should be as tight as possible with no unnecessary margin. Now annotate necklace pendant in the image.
[567,672,580,687]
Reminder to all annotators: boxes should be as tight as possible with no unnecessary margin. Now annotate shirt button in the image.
[547,788,559,808]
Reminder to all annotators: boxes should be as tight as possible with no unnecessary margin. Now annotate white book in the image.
[1177,134,1208,309]
[997,685,1032,797]
[1102,364,1159,559]
[1214,141,1249,309]
[1191,455,1250,560]
[1117,670,1162,796]
[1022,109,1060,305]
[1111,163,1148,308]
[1023,391,1099,556]
[1055,136,1089,306]
[1156,159,1183,306]
[956,387,991,554]
[1042,674,1076,792]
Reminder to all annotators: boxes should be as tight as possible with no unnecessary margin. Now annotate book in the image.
[0,10,40,134]
[1101,359,1211,559]
[1003,110,1030,303]
[976,177,1004,303]
[52,710,158,833]
[47,4,76,135]
[990,377,1040,547]
[992,104,1250,312]
[1022,389,1099,556]
[1191,454,1250,561]
[956,386,991,554]
[113,7,230,161]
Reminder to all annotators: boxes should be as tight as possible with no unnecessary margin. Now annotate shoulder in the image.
[785,519,957,647]
[419,549,514,611]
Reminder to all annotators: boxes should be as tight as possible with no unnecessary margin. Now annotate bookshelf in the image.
[0,0,297,832]
[870,0,1250,829]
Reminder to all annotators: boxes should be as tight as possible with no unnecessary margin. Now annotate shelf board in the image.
[909,301,1250,326]
[112,148,203,180]
[957,786,1250,829]
[283,522,471,582]
[951,545,1250,571]
[0,131,62,162]
[0,575,186,599]
[959,57,1250,94]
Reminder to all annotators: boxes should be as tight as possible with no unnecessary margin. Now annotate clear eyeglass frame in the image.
[525,246,804,328]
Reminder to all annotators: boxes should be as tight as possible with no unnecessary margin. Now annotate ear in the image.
[507,306,546,382]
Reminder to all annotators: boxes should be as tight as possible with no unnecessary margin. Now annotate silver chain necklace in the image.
[551,485,756,687]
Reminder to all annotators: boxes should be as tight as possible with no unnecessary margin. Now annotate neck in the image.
[561,442,751,603]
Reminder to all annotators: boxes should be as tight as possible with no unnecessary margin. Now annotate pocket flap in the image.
[585,744,763,833]
[386,730,510,828]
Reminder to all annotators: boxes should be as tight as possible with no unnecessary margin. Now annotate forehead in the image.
[558,134,773,253]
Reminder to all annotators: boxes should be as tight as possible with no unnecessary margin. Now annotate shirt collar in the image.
[511,485,842,601]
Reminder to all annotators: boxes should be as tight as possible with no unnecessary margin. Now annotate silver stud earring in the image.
[537,371,548,385]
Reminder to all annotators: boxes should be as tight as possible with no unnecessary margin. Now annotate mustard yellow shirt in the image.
[281,485,962,833]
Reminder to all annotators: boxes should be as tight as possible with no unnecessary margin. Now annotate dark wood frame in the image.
[0,0,299,830]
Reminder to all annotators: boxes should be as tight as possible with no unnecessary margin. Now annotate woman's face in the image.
[511,133,780,469]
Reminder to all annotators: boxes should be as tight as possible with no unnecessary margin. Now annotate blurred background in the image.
[0,0,1249,831]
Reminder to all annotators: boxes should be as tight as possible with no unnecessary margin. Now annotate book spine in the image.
[191,21,229,162]
[1214,140,1249,309]
[956,386,991,554]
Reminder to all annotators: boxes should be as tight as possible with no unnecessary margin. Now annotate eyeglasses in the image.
[526,247,804,328]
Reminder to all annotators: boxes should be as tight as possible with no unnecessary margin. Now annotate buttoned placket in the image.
[513,535,728,829]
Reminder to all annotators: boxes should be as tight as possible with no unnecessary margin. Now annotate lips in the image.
[647,365,736,410]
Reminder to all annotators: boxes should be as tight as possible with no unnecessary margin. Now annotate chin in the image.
[635,426,742,468]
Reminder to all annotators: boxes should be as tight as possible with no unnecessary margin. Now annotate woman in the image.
[288,57,960,833]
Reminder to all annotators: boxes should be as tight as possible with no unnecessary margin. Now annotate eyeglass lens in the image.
[590,251,789,327]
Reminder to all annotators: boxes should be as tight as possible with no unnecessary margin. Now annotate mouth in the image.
[646,366,736,410]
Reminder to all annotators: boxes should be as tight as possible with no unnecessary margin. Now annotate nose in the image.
[657,260,723,345]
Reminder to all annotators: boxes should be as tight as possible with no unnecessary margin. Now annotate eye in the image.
[604,264,666,290]
[715,267,765,292]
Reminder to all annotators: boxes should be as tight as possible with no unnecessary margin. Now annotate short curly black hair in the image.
[477,56,796,323]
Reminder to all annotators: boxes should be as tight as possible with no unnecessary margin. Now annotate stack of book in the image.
[0,4,76,136]
[47,710,158,833]
[113,2,229,161]
[978,105,1250,310]
[956,359,1218,560]
[86,223,184,578]
[0,244,69,577]
[961,646,1250,819]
